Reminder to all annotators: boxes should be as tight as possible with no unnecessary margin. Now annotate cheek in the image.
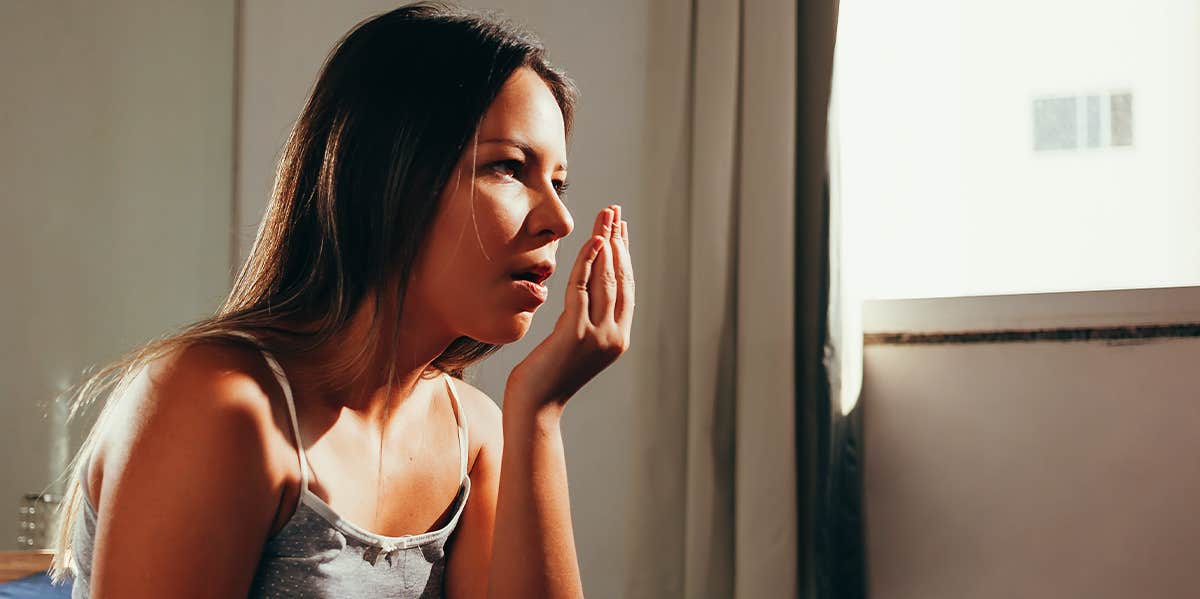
[458,183,526,255]
[427,184,526,286]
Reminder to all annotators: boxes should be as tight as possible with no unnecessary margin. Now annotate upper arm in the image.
[89,345,283,598]
[445,378,504,599]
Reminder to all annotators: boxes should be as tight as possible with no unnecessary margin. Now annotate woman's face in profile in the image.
[410,66,573,344]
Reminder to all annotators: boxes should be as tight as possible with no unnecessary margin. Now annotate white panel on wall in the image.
[862,290,1200,598]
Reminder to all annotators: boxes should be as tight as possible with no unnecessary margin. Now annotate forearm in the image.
[487,389,583,599]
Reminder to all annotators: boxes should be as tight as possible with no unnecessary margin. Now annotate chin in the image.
[471,312,534,344]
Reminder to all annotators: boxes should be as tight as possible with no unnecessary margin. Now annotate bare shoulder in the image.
[141,341,277,417]
[446,376,503,467]
[85,340,293,595]
[91,340,290,506]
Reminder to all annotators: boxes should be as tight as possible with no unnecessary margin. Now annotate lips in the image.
[509,262,554,285]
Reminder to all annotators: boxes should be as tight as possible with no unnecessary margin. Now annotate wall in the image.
[237,3,688,596]
[861,288,1200,597]
[0,1,235,543]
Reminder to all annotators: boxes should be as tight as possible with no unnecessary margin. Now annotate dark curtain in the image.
[794,0,868,597]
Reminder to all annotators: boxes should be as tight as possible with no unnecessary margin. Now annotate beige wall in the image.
[0,1,235,538]
[2,3,674,585]
[862,289,1200,597]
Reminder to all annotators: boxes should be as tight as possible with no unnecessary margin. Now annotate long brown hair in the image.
[50,2,577,580]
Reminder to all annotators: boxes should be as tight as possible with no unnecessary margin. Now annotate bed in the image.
[0,552,71,598]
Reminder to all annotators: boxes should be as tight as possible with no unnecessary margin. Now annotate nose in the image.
[527,181,574,241]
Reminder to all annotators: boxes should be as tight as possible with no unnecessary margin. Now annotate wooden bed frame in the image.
[0,550,54,583]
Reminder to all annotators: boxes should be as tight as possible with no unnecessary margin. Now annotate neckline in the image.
[258,347,471,498]
[78,473,473,550]
[255,349,473,549]
[293,475,471,548]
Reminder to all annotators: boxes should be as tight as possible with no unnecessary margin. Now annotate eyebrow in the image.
[478,137,568,171]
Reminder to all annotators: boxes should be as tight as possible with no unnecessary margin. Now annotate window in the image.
[833,0,1200,300]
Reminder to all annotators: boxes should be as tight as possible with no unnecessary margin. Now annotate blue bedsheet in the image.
[0,573,71,599]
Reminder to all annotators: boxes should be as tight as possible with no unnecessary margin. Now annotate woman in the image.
[50,3,633,598]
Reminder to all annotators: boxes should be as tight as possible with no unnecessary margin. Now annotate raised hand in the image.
[507,204,635,406]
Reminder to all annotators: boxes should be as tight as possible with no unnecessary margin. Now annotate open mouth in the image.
[509,266,551,306]
[509,265,553,285]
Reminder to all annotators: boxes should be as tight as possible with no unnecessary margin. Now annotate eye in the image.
[553,179,570,198]
[489,159,523,180]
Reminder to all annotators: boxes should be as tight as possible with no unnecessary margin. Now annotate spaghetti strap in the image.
[258,349,311,494]
[442,374,469,483]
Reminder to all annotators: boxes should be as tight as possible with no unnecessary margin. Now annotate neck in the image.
[282,292,458,426]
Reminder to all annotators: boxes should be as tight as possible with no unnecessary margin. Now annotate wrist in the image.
[502,383,566,426]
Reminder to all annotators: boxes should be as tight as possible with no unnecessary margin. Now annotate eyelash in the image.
[489,159,569,197]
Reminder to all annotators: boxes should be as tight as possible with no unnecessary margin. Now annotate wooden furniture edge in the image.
[0,550,55,583]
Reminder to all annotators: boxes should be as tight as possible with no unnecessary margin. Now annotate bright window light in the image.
[834,0,1200,300]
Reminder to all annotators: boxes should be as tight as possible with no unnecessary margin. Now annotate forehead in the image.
[476,68,566,161]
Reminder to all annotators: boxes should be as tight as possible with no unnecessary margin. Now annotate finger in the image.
[609,205,621,242]
[588,237,617,325]
[566,235,605,323]
[612,219,635,331]
[591,207,614,239]
[621,220,629,251]
[610,213,627,310]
